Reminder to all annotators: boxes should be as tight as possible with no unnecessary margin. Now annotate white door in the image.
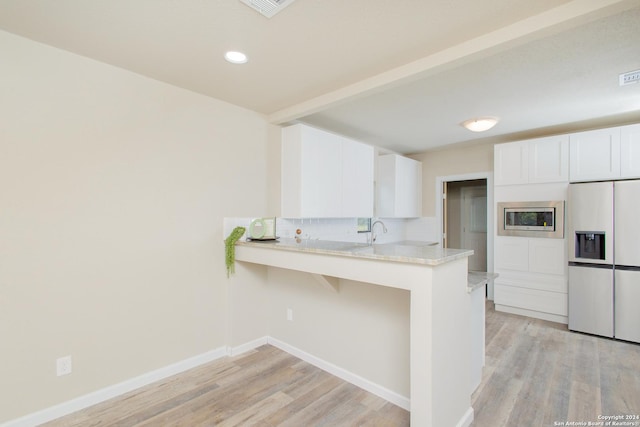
[462,186,487,271]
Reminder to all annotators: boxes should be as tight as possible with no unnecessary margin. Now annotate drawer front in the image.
[494,283,568,316]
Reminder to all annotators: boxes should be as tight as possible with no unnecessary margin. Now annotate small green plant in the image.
[225,226,246,277]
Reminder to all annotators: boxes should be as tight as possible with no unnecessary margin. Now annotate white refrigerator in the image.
[568,180,640,343]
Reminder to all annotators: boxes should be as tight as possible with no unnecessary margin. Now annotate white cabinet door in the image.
[528,238,565,275]
[620,123,640,179]
[395,155,422,217]
[341,137,374,217]
[569,128,621,182]
[495,237,528,271]
[528,135,569,183]
[494,141,528,186]
[376,154,422,217]
[281,124,341,217]
[300,131,342,217]
[282,124,374,218]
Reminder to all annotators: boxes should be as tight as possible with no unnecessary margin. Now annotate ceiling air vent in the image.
[619,69,640,86]
[239,0,296,18]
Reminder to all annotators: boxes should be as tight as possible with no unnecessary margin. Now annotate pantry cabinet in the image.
[494,135,568,186]
[281,124,374,218]
[494,236,567,322]
[376,154,422,218]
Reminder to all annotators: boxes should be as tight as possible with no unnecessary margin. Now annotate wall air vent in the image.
[239,0,297,18]
[619,69,640,86]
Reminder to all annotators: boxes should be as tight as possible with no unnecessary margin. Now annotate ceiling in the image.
[1,0,639,153]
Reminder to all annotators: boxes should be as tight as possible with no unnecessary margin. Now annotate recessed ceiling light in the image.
[461,117,499,132]
[224,51,248,64]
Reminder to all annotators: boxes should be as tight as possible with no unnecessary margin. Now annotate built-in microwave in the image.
[497,201,564,238]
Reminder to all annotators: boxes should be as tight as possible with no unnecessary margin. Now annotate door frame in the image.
[436,172,494,296]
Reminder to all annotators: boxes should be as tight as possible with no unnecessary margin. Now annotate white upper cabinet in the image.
[341,135,375,218]
[376,154,422,218]
[528,135,569,183]
[569,128,621,182]
[281,124,374,218]
[620,123,640,179]
[494,135,568,186]
[494,141,528,185]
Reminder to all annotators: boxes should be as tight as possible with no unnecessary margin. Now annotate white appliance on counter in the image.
[568,180,640,343]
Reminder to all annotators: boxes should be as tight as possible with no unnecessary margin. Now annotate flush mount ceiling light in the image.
[461,117,499,132]
[224,51,248,64]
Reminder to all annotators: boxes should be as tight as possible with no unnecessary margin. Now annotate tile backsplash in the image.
[223,217,439,244]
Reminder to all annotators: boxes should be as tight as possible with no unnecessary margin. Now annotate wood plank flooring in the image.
[42,301,640,426]
[471,301,640,427]
[42,345,408,427]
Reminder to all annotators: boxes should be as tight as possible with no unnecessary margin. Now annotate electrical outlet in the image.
[287,308,293,321]
[56,355,72,376]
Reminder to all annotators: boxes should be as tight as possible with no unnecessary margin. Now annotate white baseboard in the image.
[267,337,410,411]
[2,336,410,426]
[1,347,228,427]
[227,336,269,356]
[456,407,475,427]
[495,304,568,324]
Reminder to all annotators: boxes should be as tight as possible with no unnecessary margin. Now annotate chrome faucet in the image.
[371,220,387,243]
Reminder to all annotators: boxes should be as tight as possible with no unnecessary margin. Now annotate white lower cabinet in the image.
[495,237,528,271]
[494,283,568,318]
[494,236,568,322]
[528,238,565,275]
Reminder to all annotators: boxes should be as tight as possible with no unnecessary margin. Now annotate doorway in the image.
[443,179,487,272]
[436,172,494,298]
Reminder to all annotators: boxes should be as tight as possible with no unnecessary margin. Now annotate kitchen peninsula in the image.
[235,238,475,427]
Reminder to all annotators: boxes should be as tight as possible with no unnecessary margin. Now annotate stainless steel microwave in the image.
[497,201,564,238]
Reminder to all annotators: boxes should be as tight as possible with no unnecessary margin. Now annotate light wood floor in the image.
[472,301,640,426]
[43,302,640,427]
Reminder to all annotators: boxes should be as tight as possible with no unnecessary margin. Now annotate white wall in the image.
[0,30,271,422]
[266,268,410,397]
[410,141,494,217]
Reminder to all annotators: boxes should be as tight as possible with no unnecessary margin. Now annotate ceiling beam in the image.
[268,0,639,125]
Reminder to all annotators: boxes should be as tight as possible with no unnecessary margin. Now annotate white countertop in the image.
[467,271,499,293]
[236,238,473,266]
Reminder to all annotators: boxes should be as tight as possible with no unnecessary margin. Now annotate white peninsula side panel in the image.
[234,241,473,427]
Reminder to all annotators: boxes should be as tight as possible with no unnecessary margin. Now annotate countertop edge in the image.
[235,239,473,266]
